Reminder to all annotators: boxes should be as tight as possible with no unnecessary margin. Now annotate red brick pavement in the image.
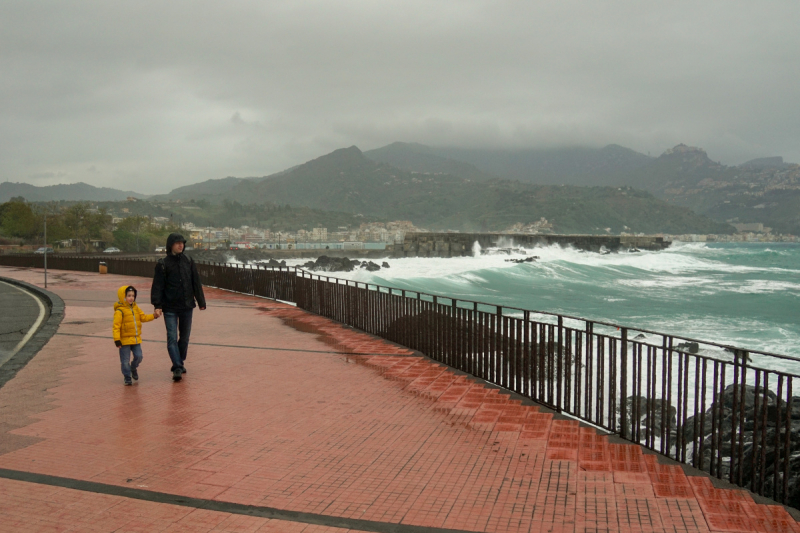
[0,266,798,533]
[0,477,352,532]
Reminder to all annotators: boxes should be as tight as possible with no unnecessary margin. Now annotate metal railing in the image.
[2,254,798,506]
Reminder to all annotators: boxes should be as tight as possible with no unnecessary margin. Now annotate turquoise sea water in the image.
[289,242,800,370]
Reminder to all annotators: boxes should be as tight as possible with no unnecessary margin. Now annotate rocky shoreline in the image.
[300,256,390,272]
[623,385,800,508]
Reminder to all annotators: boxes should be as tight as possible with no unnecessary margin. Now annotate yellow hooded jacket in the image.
[113,285,155,346]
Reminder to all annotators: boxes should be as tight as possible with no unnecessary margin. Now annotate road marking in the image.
[54,332,417,356]
[0,468,475,533]
[0,281,47,367]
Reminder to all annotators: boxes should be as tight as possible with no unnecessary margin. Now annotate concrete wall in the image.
[397,233,670,257]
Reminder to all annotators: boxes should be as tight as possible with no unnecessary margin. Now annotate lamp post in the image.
[43,210,47,289]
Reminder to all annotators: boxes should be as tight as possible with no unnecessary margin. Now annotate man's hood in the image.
[115,285,137,309]
[166,233,186,255]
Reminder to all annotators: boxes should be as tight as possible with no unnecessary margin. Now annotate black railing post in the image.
[557,315,563,412]
[620,327,628,439]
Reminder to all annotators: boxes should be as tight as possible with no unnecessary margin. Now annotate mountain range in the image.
[0,181,149,203]
[153,145,731,234]
[364,142,800,234]
[364,142,655,186]
[5,141,798,234]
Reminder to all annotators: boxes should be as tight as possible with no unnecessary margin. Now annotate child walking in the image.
[113,285,158,385]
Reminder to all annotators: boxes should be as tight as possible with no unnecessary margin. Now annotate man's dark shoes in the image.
[131,369,138,381]
[124,377,133,386]
[172,368,182,382]
[181,367,186,374]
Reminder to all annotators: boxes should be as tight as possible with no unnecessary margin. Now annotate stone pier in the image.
[398,232,670,257]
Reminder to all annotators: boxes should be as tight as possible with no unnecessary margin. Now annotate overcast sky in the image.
[1,1,798,194]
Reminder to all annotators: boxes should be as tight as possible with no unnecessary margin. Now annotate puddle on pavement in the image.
[256,305,352,354]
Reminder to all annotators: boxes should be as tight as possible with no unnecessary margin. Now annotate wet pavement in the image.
[0,266,799,533]
[0,278,46,366]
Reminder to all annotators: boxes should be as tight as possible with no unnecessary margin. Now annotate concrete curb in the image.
[0,277,65,390]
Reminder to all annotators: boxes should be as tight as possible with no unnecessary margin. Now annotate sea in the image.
[278,241,800,374]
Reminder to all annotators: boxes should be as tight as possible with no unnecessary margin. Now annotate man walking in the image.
[151,233,206,382]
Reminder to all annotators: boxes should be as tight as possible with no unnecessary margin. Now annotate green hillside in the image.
[364,142,498,182]
[199,146,732,234]
[362,142,800,234]
[419,144,655,185]
[0,181,149,202]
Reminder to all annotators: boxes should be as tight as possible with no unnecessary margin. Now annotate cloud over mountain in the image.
[1,1,799,193]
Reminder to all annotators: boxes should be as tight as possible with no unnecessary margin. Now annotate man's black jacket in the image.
[151,253,206,312]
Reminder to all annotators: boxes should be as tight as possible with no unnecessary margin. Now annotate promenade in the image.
[0,266,798,533]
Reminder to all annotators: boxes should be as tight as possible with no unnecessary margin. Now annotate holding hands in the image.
[153,309,162,319]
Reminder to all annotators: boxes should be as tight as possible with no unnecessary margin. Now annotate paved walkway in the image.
[0,266,799,533]
[0,278,46,365]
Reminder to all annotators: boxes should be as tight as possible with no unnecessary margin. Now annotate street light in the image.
[43,210,48,288]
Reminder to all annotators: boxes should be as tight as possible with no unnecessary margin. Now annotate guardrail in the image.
[2,254,798,506]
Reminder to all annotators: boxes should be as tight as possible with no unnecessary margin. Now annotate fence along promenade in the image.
[3,253,799,507]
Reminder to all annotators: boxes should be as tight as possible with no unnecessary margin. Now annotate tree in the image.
[62,203,111,252]
[116,215,149,251]
[0,201,39,239]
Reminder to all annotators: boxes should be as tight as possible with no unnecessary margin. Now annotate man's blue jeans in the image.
[119,343,143,379]
[163,309,193,371]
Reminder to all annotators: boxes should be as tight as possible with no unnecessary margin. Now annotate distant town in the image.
[118,215,799,254]
[151,219,423,252]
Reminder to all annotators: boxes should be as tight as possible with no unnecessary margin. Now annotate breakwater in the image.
[398,233,669,257]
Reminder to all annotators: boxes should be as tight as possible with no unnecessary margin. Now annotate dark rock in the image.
[302,256,361,272]
[676,342,700,354]
[482,247,526,256]
[381,262,390,268]
[679,384,800,508]
[360,261,381,272]
[618,396,677,437]
[505,256,539,264]
[720,384,778,410]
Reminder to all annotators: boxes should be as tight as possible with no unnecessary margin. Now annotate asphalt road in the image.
[0,280,47,366]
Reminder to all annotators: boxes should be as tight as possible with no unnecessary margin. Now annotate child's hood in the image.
[114,285,138,311]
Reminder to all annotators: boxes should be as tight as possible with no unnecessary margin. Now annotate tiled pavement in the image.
[0,266,799,533]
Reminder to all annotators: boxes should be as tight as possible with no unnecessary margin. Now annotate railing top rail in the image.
[7,254,794,365]
[291,267,799,364]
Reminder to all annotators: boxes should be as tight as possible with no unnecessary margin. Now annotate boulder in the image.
[360,261,381,272]
[618,395,677,437]
[676,342,700,353]
[301,256,361,272]
[505,256,539,264]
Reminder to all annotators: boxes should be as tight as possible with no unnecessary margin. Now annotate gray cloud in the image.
[1,0,798,193]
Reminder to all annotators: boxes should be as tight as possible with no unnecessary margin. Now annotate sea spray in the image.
[472,241,481,257]
[280,242,800,366]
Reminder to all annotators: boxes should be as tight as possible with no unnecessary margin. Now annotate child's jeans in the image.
[119,344,143,379]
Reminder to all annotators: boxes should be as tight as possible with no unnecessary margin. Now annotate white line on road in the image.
[0,281,47,367]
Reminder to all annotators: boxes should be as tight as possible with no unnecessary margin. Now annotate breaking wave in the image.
[322,242,800,363]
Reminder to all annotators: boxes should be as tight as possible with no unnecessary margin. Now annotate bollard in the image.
[99,261,107,274]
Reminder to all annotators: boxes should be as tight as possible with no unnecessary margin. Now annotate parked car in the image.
[102,247,121,253]
[154,246,166,252]
[34,247,54,254]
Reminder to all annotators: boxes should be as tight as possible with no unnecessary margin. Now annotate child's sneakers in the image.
[131,368,138,381]
[124,377,133,386]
